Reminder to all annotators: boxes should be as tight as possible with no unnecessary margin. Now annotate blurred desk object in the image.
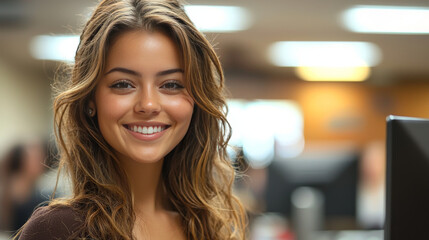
[292,187,324,240]
[249,213,383,240]
[315,230,383,240]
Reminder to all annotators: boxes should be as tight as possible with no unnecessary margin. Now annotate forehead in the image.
[104,30,183,73]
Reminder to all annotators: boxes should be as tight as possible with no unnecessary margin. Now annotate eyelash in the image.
[108,80,184,90]
[109,80,134,89]
[161,80,184,90]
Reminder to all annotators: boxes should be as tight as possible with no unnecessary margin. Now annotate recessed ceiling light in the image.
[296,66,370,82]
[342,5,429,34]
[184,5,251,32]
[30,35,79,62]
[268,41,381,67]
[30,5,251,62]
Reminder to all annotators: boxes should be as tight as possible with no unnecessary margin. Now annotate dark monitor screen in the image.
[385,115,429,240]
[264,148,359,228]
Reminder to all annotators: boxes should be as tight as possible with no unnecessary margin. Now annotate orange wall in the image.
[227,79,429,146]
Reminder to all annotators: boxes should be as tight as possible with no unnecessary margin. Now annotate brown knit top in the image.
[18,206,83,240]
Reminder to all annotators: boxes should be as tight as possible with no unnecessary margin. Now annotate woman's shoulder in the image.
[18,205,83,240]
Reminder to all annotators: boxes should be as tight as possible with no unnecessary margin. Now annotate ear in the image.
[88,100,96,117]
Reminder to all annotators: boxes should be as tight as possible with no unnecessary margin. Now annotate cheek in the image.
[96,91,133,127]
[164,96,194,125]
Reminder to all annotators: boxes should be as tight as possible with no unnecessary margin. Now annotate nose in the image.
[134,86,161,115]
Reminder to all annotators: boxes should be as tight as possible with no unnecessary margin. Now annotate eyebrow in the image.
[104,67,184,77]
[156,68,184,77]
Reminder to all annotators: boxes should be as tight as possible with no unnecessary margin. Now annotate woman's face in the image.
[92,30,194,164]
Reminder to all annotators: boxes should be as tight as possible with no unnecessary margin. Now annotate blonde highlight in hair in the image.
[50,0,246,239]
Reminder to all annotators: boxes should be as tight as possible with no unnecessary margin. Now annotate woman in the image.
[18,0,247,239]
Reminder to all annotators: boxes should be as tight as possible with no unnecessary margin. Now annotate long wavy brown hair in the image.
[48,0,246,239]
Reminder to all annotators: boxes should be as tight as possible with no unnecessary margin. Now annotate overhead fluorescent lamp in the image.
[296,66,370,82]
[184,5,251,32]
[342,5,429,34]
[30,35,79,62]
[268,41,381,67]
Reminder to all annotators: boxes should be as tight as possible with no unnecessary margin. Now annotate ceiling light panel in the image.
[342,5,429,34]
[184,5,251,32]
[268,41,381,67]
[30,35,79,62]
[296,66,370,82]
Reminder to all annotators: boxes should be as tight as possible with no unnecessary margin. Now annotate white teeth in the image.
[129,125,165,135]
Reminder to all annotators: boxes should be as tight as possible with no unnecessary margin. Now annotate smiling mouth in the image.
[124,124,170,135]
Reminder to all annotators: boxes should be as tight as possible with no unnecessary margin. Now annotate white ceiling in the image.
[1,0,429,84]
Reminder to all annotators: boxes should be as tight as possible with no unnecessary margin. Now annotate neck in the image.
[120,158,167,215]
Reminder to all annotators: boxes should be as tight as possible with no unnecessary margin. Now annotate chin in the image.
[130,152,166,164]
[115,149,165,165]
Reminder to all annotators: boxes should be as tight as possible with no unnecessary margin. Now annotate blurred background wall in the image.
[1,0,429,239]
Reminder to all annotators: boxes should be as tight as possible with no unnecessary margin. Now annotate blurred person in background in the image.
[357,141,386,229]
[16,0,247,239]
[0,140,49,235]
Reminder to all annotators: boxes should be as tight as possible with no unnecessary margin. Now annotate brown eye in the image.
[161,81,184,90]
[110,80,134,89]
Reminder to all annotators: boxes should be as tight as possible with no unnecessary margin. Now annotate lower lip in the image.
[125,126,167,141]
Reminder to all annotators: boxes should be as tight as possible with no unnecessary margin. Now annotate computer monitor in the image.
[385,115,429,240]
[264,146,359,229]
